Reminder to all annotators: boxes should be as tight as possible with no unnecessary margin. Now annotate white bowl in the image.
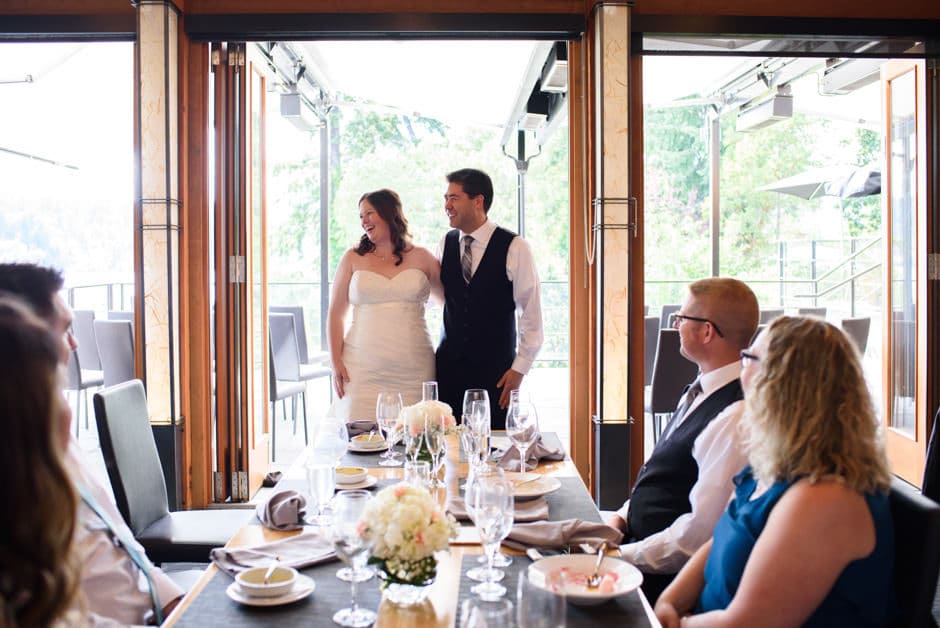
[335,465,368,484]
[235,565,298,598]
[350,433,385,450]
[527,554,643,606]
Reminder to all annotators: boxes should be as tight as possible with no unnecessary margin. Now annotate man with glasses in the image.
[605,277,759,603]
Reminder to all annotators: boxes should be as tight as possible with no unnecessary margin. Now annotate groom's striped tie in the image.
[461,235,474,284]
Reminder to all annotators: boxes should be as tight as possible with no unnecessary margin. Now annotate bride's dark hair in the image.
[355,189,411,266]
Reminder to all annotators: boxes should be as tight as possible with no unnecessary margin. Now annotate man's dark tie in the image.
[658,379,703,444]
[77,483,163,625]
[461,234,474,284]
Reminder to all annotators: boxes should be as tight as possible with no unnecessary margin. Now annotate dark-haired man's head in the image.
[0,263,75,364]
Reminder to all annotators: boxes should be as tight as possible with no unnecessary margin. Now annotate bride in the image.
[327,188,442,420]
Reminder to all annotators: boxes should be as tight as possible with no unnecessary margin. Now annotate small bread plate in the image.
[527,554,643,606]
[348,434,388,453]
[505,472,562,500]
[226,573,316,607]
[335,474,378,491]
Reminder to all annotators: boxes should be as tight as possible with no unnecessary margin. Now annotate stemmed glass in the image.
[305,461,335,526]
[464,400,490,470]
[306,418,350,525]
[376,391,403,467]
[424,409,447,488]
[462,388,490,427]
[466,465,508,582]
[470,470,514,601]
[330,490,376,627]
[517,569,567,628]
[403,412,423,465]
[506,395,540,472]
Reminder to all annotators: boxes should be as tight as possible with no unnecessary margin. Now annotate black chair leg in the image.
[301,391,308,446]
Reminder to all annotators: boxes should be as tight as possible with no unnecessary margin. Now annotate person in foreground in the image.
[435,168,543,429]
[0,263,183,624]
[606,278,758,601]
[0,297,81,627]
[655,316,895,628]
[328,189,441,419]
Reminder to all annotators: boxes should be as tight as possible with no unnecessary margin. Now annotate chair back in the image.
[759,308,784,324]
[269,312,301,381]
[643,315,659,386]
[649,328,699,414]
[93,380,170,535]
[72,309,101,370]
[108,310,134,321]
[94,320,135,386]
[841,316,871,355]
[797,307,827,319]
[65,349,83,390]
[889,477,940,628]
[270,305,310,364]
[659,304,680,330]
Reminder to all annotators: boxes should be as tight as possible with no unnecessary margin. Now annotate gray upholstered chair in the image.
[643,315,659,387]
[797,307,826,319]
[759,308,784,324]
[269,305,329,366]
[841,316,871,355]
[72,309,102,371]
[659,304,681,330]
[93,380,251,563]
[64,349,103,436]
[646,328,699,444]
[94,319,135,386]
[888,477,940,628]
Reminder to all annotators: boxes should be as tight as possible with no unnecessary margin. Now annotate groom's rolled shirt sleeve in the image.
[506,236,543,375]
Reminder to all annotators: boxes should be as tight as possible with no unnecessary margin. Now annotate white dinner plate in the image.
[335,475,378,490]
[347,439,388,453]
[527,554,643,606]
[226,573,316,607]
[505,472,562,499]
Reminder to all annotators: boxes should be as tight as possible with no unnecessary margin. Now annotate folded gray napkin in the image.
[497,438,564,472]
[346,420,378,437]
[210,530,336,575]
[447,496,550,523]
[256,489,307,531]
[502,518,623,552]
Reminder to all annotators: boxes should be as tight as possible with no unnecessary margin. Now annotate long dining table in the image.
[164,432,661,627]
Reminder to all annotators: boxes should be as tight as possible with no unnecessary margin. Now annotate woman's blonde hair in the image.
[0,297,79,627]
[744,315,891,493]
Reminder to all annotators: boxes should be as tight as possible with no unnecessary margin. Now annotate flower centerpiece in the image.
[399,400,457,462]
[360,483,458,604]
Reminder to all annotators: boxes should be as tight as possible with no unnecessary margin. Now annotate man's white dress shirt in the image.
[617,361,749,574]
[436,219,543,374]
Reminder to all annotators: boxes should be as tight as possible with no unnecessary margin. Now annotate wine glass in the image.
[305,461,335,526]
[422,380,438,401]
[330,490,376,627]
[404,460,431,488]
[461,400,489,471]
[462,389,490,426]
[461,598,515,628]
[506,397,540,472]
[376,391,403,467]
[424,409,446,488]
[470,471,514,601]
[313,418,350,465]
[466,465,507,583]
[403,411,423,465]
[517,568,567,628]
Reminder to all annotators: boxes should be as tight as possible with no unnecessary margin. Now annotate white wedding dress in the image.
[329,268,436,420]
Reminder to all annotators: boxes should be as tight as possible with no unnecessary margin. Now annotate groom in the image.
[435,168,543,429]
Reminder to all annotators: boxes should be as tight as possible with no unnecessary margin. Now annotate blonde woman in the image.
[655,316,894,628]
[0,297,80,627]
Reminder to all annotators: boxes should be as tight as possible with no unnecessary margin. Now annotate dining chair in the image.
[269,305,329,366]
[841,316,871,355]
[64,348,103,436]
[758,308,784,324]
[269,312,331,461]
[643,315,659,387]
[93,380,252,563]
[94,319,135,386]
[659,304,681,330]
[72,309,102,371]
[888,477,940,628]
[797,306,827,319]
[646,328,699,444]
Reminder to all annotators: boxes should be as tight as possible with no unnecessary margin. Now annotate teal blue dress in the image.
[697,466,895,627]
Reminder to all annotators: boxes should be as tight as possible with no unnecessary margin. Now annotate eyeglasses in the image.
[672,313,725,338]
[740,350,761,366]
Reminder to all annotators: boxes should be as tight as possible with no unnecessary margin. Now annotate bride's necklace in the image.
[372,249,392,261]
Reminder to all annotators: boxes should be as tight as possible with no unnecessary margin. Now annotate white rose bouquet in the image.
[399,400,457,437]
[360,483,458,585]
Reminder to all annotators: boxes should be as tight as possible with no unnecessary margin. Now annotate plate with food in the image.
[347,433,387,452]
[527,554,643,606]
[505,472,562,499]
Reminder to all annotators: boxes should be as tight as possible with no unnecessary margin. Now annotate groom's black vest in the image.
[627,379,744,543]
[438,227,516,367]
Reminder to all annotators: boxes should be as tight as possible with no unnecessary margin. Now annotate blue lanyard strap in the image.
[76,483,163,625]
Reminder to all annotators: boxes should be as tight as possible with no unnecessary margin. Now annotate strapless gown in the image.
[329,268,436,420]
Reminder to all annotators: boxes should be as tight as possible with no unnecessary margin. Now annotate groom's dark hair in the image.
[446,168,493,212]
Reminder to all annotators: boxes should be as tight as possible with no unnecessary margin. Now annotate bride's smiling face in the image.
[359,200,389,243]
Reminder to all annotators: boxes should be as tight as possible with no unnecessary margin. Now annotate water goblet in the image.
[506,397,540,472]
[466,465,508,583]
[313,418,350,465]
[330,490,376,627]
[404,459,431,488]
[460,598,515,628]
[403,412,423,465]
[422,380,438,402]
[424,409,447,488]
[376,391,403,467]
[517,568,567,628]
[305,461,335,527]
[462,388,490,426]
[470,472,514,601]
